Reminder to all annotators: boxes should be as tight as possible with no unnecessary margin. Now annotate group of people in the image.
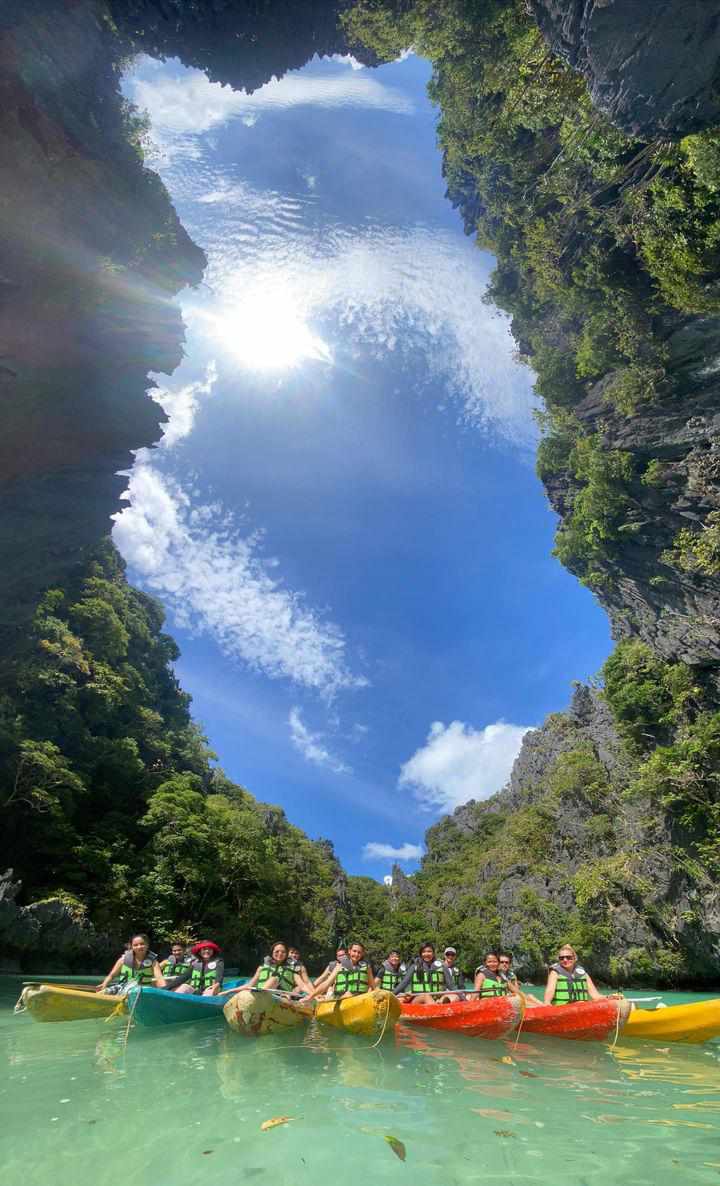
[98,933,608,1008]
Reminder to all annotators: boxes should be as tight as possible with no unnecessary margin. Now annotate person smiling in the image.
[175,940,224,996]
[544,944,604,1005]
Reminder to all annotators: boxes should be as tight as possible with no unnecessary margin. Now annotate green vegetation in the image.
[345,0,720,591]
[0,543,371,964]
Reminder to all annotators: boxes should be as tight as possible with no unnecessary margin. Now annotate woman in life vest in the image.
[394,943,458,1003]
[161,941,193,990]
[375,949,405,992]
[245,942,307,995]
[175,940,224,996]
[544,944,605,1005]
[305,941,375,1000]
[474,950,516,998]
[96,933,166,994]
[287,946,314,993]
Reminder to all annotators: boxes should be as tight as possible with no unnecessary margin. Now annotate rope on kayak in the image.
[369,993,392,1050]
[511,991,528,1050]
[118,986,140,1049]
[609,998,622,1050]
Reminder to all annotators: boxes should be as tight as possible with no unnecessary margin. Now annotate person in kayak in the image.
[394,943,459,1003]
[442,947,465,995]
[245,942,307,994]
[161,941,193,990]
[96,933,166,994]
[305,941,376,1000]
[287,946,314,993]
[544,945,605,1005]
[316,945,347,983]
[474,950,512,997]
[175,940,224,996]
[375,949,406,991]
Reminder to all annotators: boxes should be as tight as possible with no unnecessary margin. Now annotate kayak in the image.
[315,989,401,1037]
[520,998,631,1041]
[15,983,126,1022]
[224,988,313,1037]
[624,998,720,1044]
[130,979,245,1026]
[400,995,522,1039]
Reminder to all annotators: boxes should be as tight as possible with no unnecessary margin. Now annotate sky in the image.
[115,52,612,878]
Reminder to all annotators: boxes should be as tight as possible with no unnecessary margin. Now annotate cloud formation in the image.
[152,362,218,448]
[288,707,351,774]
[113,465,364,695]
[362,841,423,862]
[132,64,413,137]
[399,720,533,811]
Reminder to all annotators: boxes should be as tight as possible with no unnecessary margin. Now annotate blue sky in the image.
[115,52,611,877]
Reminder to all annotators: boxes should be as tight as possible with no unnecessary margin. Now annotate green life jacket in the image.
[551,963,590,1005]
[475,966,508,997]
[117,951,157,985]
[410,959,446,994]
[335,959,370,996]
[377,961,404,991]
[257,962,296,992]
[190,958,222,993]
[161,956,192,978]
[444,964,464,990]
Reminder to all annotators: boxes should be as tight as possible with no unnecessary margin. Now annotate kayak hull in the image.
[520,998,631,1041]
[131,980,244,1026]
[17,984,125,1022]
[624,998,720,1044]
[400,995,522,1039]
[224,989,313,1037]
[315,989,400,1037]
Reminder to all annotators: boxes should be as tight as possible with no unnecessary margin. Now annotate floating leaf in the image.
[261,1116,295,1132]
[500,1056,515,1065]
[385,1135,406,1162]
[519,1070,537,1078]
[201,1150,214,1155]
[494,1130,516,1138]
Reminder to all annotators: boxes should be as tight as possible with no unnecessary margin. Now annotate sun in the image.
[208,287,332,372]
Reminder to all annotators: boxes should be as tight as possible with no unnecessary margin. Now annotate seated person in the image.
[305,941,375,999]
[161,941,193,990]
[175,940,224,996]
[394,943,459,1003]
[544,945,607,1005]
[245,942,307,994]
[97,933,165,994]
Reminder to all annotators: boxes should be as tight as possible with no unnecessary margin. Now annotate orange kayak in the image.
[520,998,631,1041]
[400,995,522,1038]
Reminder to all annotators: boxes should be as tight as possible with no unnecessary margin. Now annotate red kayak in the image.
[399,995,522,1039]
[520,998,631,1041]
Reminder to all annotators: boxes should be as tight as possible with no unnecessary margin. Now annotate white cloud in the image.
[130,66,412,137]
[289,706,351,774]
[399,720,533,811]
[112,465,364,695]
[362,841,423,862]
[151,362,217,448]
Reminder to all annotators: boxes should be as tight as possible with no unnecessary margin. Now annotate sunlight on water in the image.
[2,983,719,1186]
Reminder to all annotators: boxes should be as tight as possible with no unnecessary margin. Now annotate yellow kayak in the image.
[624,998,720,1044]
[315,989,400,1038]
[224,989,312,1037]
[16,983,126,1022]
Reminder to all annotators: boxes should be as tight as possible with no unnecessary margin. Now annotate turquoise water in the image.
[3,980,720,1186]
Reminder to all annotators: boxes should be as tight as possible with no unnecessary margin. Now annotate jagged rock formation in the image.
[420,685,720,985]
[530,0,720,137]
[0,870,110,972]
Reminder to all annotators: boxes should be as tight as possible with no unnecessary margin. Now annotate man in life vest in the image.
[544,944,609,1005]
[474,950,512,998]
[175,940,224,996]
[287,946,314,993]
[97,933,166,994]
[305,941,376,1000]
[393,942,458,1003]
[375,949,406,992]
[245,941,308,995]
[161,942,193,990]
[442,947,465,996]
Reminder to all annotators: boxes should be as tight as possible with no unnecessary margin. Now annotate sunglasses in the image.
[558,955,574,961]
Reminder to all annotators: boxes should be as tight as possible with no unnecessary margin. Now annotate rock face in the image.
[0,870,111,972]
[423,686,720,985]
[530,0,720,137]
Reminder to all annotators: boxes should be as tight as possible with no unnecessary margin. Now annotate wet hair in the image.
[131,933,150,946]
[498,951,512,960]
[388,949,401,957]
[348,940,365,951]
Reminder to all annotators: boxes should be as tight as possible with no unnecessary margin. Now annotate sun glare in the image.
[208,289,332,372]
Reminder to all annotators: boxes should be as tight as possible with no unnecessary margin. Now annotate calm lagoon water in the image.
[3,980,720,1186]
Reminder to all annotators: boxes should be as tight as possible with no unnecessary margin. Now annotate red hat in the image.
[192,940,221,955]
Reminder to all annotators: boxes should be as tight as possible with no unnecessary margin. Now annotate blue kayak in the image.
[130,979,246,1026]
